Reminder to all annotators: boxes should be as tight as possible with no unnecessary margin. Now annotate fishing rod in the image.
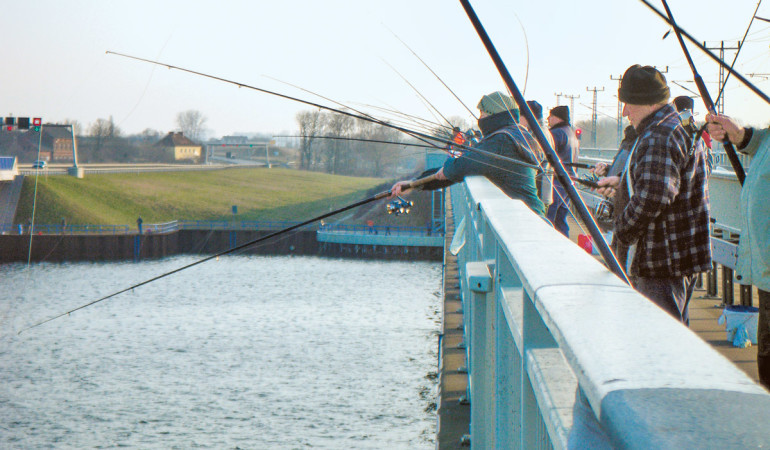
[274,134,439,150]
[352,102,453,135]
[385,26,479,120]
[715,0,762,109]
[106,51,542,175]
[459,0,630,284]
[380,57,455,130]
[19,173,440,334]
[660,0,746,185]
[639,0,770,106]
[263,74,442,148]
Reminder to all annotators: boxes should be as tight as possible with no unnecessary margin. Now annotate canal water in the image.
[0,255,442,448]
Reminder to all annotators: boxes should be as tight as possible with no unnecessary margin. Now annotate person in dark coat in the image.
[546,105,580,237]
[390,91,546,217]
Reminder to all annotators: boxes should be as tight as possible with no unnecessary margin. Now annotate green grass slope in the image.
[15,168,396,225]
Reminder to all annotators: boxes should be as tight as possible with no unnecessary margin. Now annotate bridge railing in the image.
[449,177,770,449]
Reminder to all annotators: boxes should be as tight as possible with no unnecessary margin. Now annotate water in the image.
[0,255,442,448]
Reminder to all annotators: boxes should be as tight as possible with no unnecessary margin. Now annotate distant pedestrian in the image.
[137,217,143,234]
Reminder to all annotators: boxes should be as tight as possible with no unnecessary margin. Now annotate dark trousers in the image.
[759,289,770,389]
[630,274,697,325]
[547,186,570,238]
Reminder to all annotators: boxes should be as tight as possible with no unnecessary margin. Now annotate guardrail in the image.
[176,219,308,231]
[0,223,130,235]
[448,176,770,448]
[319,223,438,236]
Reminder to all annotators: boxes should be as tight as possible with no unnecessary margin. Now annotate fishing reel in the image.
[387,196,413,216]
[594,198,614,222]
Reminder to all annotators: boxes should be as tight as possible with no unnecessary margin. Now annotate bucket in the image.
[577,234,593,254]
[718,305,759,347]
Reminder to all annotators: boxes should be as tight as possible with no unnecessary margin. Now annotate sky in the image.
[3,0,770,140]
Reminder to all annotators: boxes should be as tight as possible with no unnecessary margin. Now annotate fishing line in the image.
[384,24,478,120]
[353,102,450,132]
[379,57,455,130]
[714,0,762,109]
[18,174,440,334]
[26,129,45,268]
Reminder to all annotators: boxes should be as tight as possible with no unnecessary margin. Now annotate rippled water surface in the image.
[0,255,441,448]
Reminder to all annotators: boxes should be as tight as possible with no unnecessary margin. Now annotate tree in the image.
[176,110,208,142]
[89,116,121,154]
[296,110,322,170]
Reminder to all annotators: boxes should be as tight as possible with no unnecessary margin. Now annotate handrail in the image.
[450,176,770,448]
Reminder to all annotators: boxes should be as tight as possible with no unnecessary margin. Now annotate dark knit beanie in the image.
[618,64,670,105]
[527,100,543,121]
[673,95,694,112]
[549,105,570,125]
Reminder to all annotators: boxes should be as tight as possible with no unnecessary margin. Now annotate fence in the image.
[449,176,770,448]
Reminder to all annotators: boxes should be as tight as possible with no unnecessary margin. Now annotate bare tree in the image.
[322,112,354,174]
[296,110,322,170]
[89,116,121,154]
[176,110,208,142]
[60,119,84,135]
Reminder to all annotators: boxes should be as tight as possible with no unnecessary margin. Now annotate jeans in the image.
[630,274,697,325]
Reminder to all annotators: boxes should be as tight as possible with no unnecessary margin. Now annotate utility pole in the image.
[586,86,604,148]
[555,92,563,106]
[704,41,740,113]
[610,74,624,147]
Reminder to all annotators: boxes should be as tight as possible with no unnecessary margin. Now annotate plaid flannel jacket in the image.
[614,103,712,277]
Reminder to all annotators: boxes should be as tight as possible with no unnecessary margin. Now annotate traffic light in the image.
[575,128,582,140]
[32,118,41,132]
[17,117,30,130]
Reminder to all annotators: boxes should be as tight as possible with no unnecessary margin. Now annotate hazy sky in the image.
[3,0,770,139]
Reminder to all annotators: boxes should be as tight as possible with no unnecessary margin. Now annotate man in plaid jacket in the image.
[596,65,711,324]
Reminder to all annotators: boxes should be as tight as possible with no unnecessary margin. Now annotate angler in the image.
[390,91,547,218]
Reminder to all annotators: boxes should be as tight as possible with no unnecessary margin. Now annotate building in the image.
[42,125,76,161]
[156,132,202,162]
[0,156,18,181]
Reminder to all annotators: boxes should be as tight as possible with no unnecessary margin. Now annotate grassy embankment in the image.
[14,167,433,227]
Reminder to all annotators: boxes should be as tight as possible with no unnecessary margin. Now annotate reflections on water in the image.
[0,255,441,448]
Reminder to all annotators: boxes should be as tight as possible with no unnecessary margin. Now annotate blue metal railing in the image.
[449,176,770,448]
[318,223,438,236]
[0,223,130,235]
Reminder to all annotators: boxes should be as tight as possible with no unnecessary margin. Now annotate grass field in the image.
[14,167,435,228]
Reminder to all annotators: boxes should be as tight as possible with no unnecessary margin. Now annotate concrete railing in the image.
[449,177,770,449]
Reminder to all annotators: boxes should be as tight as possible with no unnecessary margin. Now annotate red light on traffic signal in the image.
[575,128,582,139]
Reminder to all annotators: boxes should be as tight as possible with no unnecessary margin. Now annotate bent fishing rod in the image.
[660,0,746,185]
[106,50,541,174]
[459,0,630,284]
[263,74,449,145]
[380,57,455,130]
[386,26,479,120]
[639,0,770,106]
[19,174,439,334]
